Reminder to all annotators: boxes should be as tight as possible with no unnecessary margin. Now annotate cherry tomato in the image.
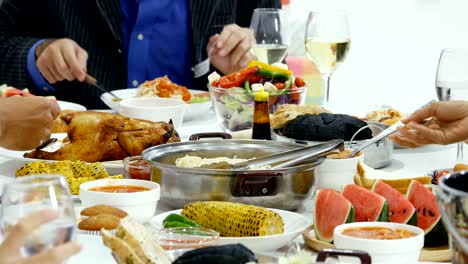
[294,77,306,87]
[274,82,286,90]
[436,170,450,184]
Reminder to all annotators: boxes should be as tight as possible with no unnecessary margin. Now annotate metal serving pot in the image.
[142,138,324,210]
[436,171,468,264]
[273,122,393,169]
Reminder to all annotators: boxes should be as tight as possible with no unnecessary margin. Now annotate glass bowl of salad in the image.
[208,61,307,132]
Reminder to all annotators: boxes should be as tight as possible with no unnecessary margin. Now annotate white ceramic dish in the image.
[119,97,185,129]
[0,134,123,169]
[150,208,310,252]
[79,179,160,223]
[316,153,364,191]
[334,222,425,264]
[57,100,86,111]
[100,88,211,121]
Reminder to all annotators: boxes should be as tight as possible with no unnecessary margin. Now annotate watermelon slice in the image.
[407,180,448,247]
[314,189,354,243]
[342,184,389,222]
[372,180,417,225]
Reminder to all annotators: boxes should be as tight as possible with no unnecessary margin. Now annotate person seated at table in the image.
[390,101,468,148]
[0,209,81,264]
[0,0,280,109]
[0,96,60,150]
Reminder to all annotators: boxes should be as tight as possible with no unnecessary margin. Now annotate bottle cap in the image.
[254,87,269,101]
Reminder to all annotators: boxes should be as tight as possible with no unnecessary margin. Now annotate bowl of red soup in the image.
[79,179,160,222]
[334,222,424,264]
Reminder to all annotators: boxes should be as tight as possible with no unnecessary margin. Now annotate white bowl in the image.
[79,179,160,222]
[118,97,185,129]
[315,153,364,191]
[334,222,425,264]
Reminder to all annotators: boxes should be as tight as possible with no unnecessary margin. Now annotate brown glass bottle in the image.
[252,88,271,140]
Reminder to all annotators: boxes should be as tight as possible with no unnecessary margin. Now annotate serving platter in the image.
[151,208,310,252]
[302,225,451,262]
[100,89,211,121]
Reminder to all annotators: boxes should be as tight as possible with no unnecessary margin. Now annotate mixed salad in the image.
[0,84,56,100]
[208,61,307,132]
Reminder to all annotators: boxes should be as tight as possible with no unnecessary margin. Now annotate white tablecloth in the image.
[0,111,462,264]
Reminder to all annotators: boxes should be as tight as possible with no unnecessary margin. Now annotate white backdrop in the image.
[286,0,468,115]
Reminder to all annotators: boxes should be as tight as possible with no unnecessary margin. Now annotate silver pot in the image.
[273,122,393,169]
[436,171,468,264]
[142,139,324,210]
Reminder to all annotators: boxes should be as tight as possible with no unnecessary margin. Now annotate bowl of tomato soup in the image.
[334,222,424,264]
[79,179,160,222]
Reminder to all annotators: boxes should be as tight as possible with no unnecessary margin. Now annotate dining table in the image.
[0,108,462,264]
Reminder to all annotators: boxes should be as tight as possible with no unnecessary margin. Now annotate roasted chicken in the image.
[25,111,180,162]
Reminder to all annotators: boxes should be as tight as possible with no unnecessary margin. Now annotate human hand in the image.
[0,209,81,264]
[389,101,468,147]
[0,96,61,150]
[207,24,256,75]
[35,38,88,84]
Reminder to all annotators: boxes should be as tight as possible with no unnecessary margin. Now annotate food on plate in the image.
[136,76,210,104]
[89,185,150,193]
[365,107,404,125]
[372,180,417,225]
[342,184,389,222]
[341,226,417,240]
[172,244,257,264]
[354,162,432,194]
[208,61,307,132]
[15,160,123,194]
[314,189,355,243]
[175,155,249,168]
[276,113,373,142]
[181,201,284,237]
[102,217,172,264]
[81,205,128,219]
[78,213,122,231]
[24,111,180,162]
[406,180,448,247]
[271,104,331,129]
[162,213,200,228]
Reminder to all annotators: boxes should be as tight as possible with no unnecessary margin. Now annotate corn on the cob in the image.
[181,201,284,237]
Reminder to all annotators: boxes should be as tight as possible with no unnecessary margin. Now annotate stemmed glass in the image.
[436,48,468,161]
[250,8,289,64]
[1,175,76,256]
[305,10,351,107]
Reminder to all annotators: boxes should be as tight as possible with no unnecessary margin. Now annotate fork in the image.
[84,74,122,101]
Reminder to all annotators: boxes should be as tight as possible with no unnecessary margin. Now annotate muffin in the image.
[78,214,121,231]
[80,205,128,219]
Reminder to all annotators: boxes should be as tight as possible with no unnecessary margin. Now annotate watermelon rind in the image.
[314,189,354,243]
[406,180,448,247]
[372,180,417,225]
[342,184,388,222]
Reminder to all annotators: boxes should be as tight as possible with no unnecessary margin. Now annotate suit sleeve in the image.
[0,0,43,89]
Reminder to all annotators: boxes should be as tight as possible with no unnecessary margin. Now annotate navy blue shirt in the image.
[27,0,193,92]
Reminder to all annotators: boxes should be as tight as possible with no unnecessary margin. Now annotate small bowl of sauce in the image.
[123,156,151,181]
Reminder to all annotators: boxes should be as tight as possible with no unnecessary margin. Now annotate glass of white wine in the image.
[250,8,289,64]
[305,10,350,106]
[1,175,76,256]
[436,48,468,161]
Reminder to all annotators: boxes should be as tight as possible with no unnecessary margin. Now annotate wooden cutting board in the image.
[302,225,451,262]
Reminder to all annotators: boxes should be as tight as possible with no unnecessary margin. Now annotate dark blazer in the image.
[0,0,280,109]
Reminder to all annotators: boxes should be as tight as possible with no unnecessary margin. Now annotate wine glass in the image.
[305,10,351,107]
[436,48,468,161]
[250,8,289,64]
[1,175,76,256]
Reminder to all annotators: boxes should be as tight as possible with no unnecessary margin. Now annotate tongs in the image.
[232,139,345,170]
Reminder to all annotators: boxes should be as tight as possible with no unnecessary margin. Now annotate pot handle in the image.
[230,171,282,197]
[316,248,371,264]
[435,186,468,253]
[189,132,232,141]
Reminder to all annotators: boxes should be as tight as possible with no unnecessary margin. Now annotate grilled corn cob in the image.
[181,201,284,237]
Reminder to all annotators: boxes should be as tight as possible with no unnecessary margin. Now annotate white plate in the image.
[57,100,87,111]
[150,208,310,252]
[100,89,211,121]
